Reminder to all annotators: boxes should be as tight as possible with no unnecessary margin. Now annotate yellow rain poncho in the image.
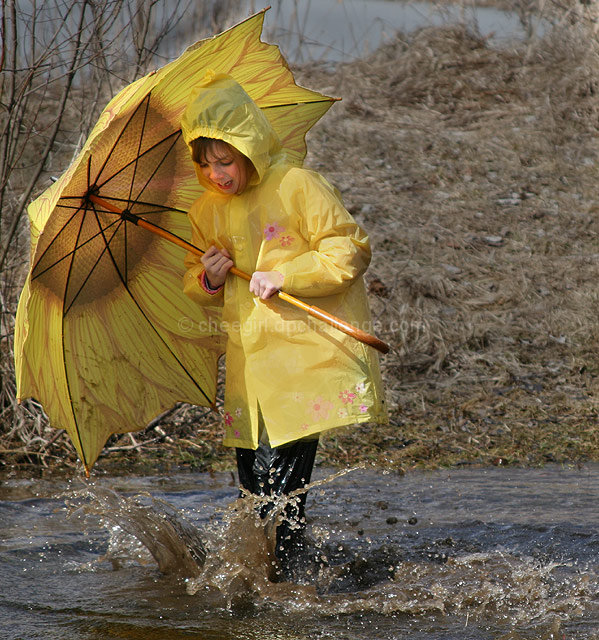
[181,72,387,449]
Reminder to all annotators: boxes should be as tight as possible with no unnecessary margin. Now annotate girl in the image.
[181,71,387,575]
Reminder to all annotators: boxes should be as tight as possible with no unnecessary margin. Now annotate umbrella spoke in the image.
[97,129,181,186]
[130,128,182,206]
[91,94,154,192]
[94,129,182,207]
[58,196,187,216]
[261,98,338,109]
[32,215,121,281]
[64,214,127,315]
[62,206,88,312]
[106,199,188,216]
[126,207,186,218]
[64,209,214,405]
[86,154,92,193]
[91,92,181,202]
[117,290,214,406]
[31,203,88,277]
[126,91,151,205]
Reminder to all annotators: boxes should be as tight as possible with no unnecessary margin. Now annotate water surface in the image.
[1,464,598,639]
[260,0,544,63]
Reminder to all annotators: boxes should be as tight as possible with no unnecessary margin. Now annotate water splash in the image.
[65,469,357,606]
[67,486,206,577]
[63,468,598,635]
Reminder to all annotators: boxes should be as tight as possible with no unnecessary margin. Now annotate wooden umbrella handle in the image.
[88,195,390,354]
[276,291,390,353]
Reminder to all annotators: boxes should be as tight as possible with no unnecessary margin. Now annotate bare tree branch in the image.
[0,0,244,466]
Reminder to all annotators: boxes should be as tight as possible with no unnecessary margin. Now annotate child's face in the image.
[198,141,250,195]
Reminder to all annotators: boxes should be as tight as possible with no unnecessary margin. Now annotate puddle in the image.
[1,464,599,639]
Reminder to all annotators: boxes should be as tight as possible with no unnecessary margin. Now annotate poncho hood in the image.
[181,71,282,190]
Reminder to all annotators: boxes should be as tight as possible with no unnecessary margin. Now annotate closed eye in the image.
[199,158,234,168]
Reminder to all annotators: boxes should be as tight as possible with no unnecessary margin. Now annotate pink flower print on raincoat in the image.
[224,411,234,426]
[339,389,356,405]
[280,234,294,247]
[309,396,334,422]
[264,222,284,241]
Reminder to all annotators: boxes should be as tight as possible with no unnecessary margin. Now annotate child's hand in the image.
[250,271,284,300]
[201,246,233,288]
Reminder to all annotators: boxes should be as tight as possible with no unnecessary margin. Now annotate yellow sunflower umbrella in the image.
[14,9,340,475]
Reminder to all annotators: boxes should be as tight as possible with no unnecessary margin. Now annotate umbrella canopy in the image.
[14,9,338,474]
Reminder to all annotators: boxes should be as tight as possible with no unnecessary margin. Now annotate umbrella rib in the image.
[63,216,126,315]
[119,293,215,406]
[131,130,182,205]
[94,129,181,196]
[260,99,337,109]
[31,204,84,275]
[124,203,129,284]
[59,177,90,469]
[99,214,215,406]
[65,202,214,406]
[61,206,90,313]
[92,93,153,190]
[57,196,188,216]
[104,198,187,215]
[32,217,121,282]
[126,90,151,204]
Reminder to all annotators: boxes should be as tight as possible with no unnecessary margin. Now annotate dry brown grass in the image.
[4,9,599,476]
[298,15,599,471]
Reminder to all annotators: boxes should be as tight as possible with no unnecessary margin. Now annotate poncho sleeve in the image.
[182,199,225,306]
[275,168,371,298]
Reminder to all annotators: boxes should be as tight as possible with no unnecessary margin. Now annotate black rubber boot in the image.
[236,438,318,573]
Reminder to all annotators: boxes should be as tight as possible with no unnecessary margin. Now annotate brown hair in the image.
[190,137,255,180]
[189,137,230,165]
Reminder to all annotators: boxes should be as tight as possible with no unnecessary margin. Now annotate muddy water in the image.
[1,464,598,639]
